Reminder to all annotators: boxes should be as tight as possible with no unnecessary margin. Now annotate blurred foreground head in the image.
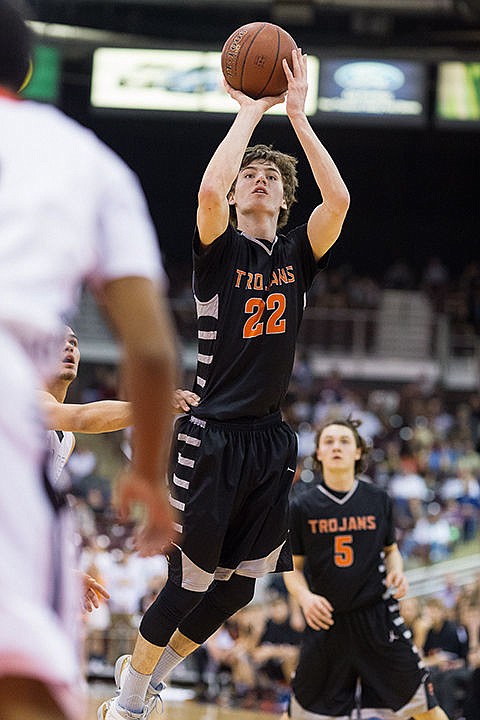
[0,0,33,91]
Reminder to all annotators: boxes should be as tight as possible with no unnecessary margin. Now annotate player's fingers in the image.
[393,580,408,598]
[307,615,332,631]
[282,57,294,79]
[292,48,302,69]
[320,596,334,612]
[95,584,110,600]
[312,596,333,614]
[309,606,333,627]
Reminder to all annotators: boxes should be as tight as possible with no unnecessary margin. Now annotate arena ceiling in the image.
[28,0,480,54]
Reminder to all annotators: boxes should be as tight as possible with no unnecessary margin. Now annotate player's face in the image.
[230,161,287,219]
[57,327,80,382]
[316,424,362,473]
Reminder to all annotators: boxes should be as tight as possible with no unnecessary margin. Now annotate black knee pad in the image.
[139,578,205,647]
[179,574,256,644]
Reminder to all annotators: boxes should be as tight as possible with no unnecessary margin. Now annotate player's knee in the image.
[139,578,204,647]
[179,574,256,643]
[211,574,256,616]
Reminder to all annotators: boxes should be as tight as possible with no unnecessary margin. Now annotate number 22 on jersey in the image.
[243,292,286,338]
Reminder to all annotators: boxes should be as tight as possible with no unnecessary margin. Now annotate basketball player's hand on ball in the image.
[385,570,409,600]
[223,79,286,112]
[283,48,308,118]
[300,590,334,631]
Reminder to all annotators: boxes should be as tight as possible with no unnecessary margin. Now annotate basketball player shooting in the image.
[99,46,350,720]
[284,418,449,720]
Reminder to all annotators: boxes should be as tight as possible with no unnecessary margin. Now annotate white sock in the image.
[117,664,152,714]
[150,645,184,688]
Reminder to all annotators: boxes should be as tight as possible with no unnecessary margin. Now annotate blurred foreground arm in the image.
[102,276,177,553]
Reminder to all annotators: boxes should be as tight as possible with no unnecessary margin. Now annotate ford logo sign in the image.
[333,62,405,92]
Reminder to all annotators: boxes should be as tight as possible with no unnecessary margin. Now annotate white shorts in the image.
[0,330,85,720]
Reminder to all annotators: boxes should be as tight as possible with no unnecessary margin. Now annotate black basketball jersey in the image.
[192,223,321,420]
[289,479,396,612]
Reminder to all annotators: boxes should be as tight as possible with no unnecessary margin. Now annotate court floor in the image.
[87,683,279,720]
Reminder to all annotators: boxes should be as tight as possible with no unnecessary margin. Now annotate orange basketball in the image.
[221,21,297,99]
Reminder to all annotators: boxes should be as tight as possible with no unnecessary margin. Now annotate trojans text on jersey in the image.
[234,265,296,291]
[308,515,377,534]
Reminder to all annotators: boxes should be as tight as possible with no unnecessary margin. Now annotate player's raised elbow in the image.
[331,185,350,218]
[198,177,225,208]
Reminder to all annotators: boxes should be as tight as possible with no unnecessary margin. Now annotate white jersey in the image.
[0,92,165,720]
[46,429,76,489]
[0,93,164,376]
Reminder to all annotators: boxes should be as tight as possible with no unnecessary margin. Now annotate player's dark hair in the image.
[229,143,298,230]
[0,0,33,92]
[313,417,369,475]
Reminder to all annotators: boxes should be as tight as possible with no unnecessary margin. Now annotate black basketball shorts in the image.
[290,599,438,719]
[167,412,297,592]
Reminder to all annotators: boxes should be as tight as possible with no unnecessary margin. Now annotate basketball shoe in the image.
[97,655,165,720]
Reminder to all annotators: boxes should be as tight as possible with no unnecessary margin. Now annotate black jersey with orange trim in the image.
[289,479,396,612]
[192,224,321,420]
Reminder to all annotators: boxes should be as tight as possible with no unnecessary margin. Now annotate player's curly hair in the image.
[0,0,33,92]
[228,143,298,230]
[312,416,369,475]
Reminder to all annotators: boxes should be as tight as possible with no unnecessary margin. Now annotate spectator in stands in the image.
[407,503,453,564]
[423,597,470,720]
[441,464,480,543]
[437,575,461,617]
[384,258,415,290]
[424,395,455,442]
[205,607,263,707]
[399,596,429,651]
[422,256,449,312]
[251,593,302,687]
[469,392,480,452]
[463,666,480,720]
[388,466,429,536]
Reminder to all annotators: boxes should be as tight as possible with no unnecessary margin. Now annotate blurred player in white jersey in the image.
[40,327,199,613]
[0,2,177,719]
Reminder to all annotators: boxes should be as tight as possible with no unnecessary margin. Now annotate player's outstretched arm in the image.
[40,387,198,431]
[284,555,334,631]
[283,48,350,261]
[39,391,132,433]
[197,81,285,246]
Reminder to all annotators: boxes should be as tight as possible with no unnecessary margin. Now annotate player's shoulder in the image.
[278,223,308,245]
[357,476,390,501]
[22,101,93,143]
[26,102,132,177]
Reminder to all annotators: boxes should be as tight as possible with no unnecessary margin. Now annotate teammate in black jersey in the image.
[284,418,449,720]
[101,48,350,720]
